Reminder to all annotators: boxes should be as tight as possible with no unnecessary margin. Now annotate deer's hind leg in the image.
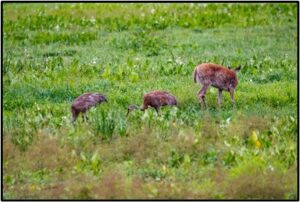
[198,83,210,109]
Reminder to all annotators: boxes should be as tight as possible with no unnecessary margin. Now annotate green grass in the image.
[3,2,298,200]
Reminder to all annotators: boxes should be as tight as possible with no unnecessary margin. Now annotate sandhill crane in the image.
[193,63,241,109]
[71,92,107,122]
[127,90,177,116]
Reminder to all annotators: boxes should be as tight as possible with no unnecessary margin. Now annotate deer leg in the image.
[141,105,148,112]
[154,107,160,115]
[218,89,223,107]
[82,112,89,122]
[229,88,236,109]
[198,84,209,109]
[71,109,79,123]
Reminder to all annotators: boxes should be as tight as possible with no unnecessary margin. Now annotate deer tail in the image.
[193,68,199,83]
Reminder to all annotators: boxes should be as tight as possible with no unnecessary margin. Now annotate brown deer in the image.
[127,90,177,116]
[71,92,107,122]
[193,63,241,109]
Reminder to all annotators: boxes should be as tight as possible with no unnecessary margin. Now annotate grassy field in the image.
[2,3,298,199]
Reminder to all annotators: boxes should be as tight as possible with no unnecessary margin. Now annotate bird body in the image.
[127,90,177,116]
[71,92,107,122]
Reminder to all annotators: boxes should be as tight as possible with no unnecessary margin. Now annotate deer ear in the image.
[227,66,232,69]
[235,65,241,72]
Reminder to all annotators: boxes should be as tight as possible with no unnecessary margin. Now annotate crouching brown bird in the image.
[127,90,177,116]
[71,92,107,122]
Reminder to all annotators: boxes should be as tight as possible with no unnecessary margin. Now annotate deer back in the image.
[195,63,238,90]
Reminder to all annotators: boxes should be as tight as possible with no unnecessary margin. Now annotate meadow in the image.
[2,3,298,199]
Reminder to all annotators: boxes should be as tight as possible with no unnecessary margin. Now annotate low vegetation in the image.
[3,3,298,199]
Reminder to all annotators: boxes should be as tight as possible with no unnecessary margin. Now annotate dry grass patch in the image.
[223,163,297,199]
